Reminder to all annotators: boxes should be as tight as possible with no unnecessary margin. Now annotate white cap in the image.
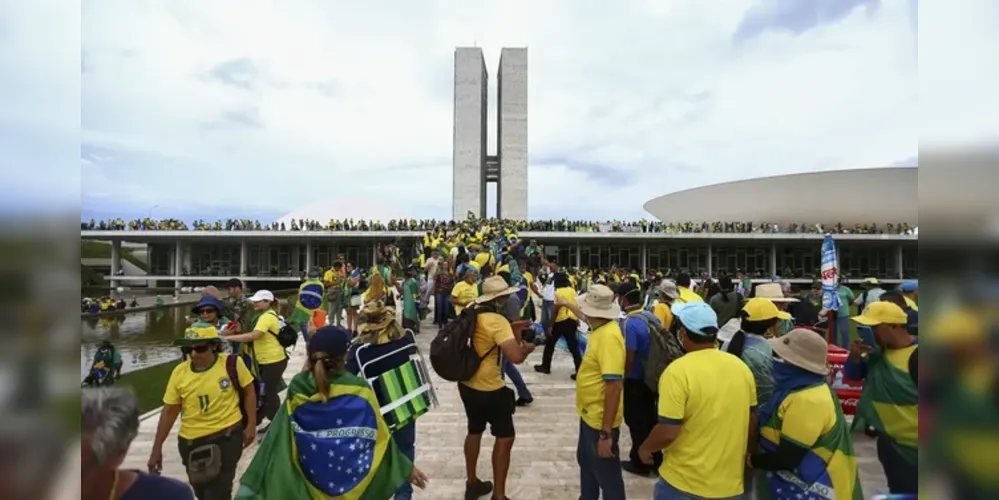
[247,290,275,302]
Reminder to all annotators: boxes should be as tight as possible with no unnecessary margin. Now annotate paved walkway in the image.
[122,318,889,499]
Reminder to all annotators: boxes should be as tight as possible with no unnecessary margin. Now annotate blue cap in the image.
[192,295,225,313]
[670,302,719,337]
[308,326,351,358]
[900,280,918,293]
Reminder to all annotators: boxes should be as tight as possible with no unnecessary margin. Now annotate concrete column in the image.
[306,241,314,271]
[575,242,582,269]
[706,243,713,277]
[110,240,122,295]
[240,240,248,276]
[174,240,183,295]
[896,244,904,280]
[770,243,778,278]
[640,243,648,278]
[291,245,301,274]
[182,244,192,274]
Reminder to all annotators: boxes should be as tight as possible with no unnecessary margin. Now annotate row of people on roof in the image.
[82,216,917,234]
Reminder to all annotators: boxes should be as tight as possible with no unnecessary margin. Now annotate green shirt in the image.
[402,278,420,321]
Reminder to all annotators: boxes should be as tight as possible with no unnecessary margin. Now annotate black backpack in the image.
[430,306,495,382]
[263,311,299,349]
[225,354,264,426]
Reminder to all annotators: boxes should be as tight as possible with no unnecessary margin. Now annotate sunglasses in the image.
[197,308,218,314]
[183,344,214,354]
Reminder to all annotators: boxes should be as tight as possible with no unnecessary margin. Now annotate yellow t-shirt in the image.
[575,320,626,430]
[474,252,492,269]
[163,354,253,440]
[451,281,479,315]
[468,260,481,272]
[657,348,757,498]
[251,311,288,365]
[323,270,334,283]
[462,312,515,392]
[554,287,578,323]
[569,275,577,290]
[678,287,704,304]
[652,302,674,330]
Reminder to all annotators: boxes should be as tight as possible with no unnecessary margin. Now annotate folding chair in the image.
[355,329,439,432]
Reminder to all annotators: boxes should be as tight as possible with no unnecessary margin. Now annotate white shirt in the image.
[542,275,556,301]
[425,257,439,278]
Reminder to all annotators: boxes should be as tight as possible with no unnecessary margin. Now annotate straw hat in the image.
[357,302,397,333]
[474,276,519,304]
[579,284,621,320]
[754,283,799,303]
[768,328,829,376]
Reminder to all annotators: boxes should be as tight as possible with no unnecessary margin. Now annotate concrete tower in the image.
[452,47,488,220]
[452,47,529,220]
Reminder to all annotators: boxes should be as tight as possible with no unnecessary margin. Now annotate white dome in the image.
[277,198,410,226]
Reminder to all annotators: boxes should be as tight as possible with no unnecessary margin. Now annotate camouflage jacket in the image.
[225,295,252,332]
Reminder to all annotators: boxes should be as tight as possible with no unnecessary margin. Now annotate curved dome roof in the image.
[277,198,410,226]
[643,167,917,226]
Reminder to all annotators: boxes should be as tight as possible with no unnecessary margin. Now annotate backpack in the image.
[263,311,299,349]
[225,354,265,426]
[429,307,495,382]
[630,311,685,392]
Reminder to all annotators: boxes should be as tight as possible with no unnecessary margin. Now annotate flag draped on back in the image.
[236,370,412,499]
[289,279,327,329]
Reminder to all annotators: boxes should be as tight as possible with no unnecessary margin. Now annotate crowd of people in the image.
[81,216,917,235]
[79,220,919,500]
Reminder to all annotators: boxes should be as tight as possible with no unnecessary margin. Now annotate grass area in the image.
[117,360,181,413]
[81,240,149,272]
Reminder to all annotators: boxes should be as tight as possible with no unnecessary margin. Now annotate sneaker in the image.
[621,460,653,477]
[515,397,533,407]
[533,365,551,374]
[464,479,494,500]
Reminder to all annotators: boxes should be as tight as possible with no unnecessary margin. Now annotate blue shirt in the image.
[623,312,651,380]
[120,471,194,500]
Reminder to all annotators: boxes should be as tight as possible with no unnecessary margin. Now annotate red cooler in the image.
[826,345,863,415]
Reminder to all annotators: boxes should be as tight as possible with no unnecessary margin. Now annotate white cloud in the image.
[2,0,942,219]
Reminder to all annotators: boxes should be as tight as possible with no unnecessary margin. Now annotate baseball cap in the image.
[247,290,275,302]
[308,326,351,358]
[615,282,640,302]
[742,298,791,321]
[900,280,918,293]
[657,279,680,300]
[853,301,908,326]
[670,302,719,337]
[224,278,244,289]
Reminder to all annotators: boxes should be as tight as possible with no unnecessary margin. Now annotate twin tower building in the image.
[452,47,528,221]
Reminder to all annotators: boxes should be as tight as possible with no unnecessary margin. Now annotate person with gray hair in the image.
[82,387,193,500]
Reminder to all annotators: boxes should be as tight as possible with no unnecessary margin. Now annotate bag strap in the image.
[225,355,244,397]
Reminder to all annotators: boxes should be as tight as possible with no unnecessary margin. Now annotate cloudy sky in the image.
[2,0,932,221]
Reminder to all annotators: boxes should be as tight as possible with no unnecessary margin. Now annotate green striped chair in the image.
[356,342,439,432]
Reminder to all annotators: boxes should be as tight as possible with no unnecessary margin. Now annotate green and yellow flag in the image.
[236,370,412,499]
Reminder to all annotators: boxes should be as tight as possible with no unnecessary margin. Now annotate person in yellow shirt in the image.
[458,276,536,500]
[651,279,680,329]
[639,302,756,499]
[557,284,627,499]
[534,272,583,377]
[899,281,918,311]
[149,324,256,500]
[675,273,704,304]
[221,290,288,431]
[451,268,479,314]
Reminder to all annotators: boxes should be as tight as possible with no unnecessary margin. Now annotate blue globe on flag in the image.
[291,394,379,496]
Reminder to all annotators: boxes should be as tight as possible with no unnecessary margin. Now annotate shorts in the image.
[457,384,516,438]
[349,295,362,307]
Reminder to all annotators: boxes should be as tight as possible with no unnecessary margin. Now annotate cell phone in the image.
[857,326,877,347]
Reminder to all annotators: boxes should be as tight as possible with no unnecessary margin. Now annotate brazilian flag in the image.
[288,278,326,330]
[236,370,413,499]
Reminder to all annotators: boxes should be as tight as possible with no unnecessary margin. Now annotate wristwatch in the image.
[598,430,611,441]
